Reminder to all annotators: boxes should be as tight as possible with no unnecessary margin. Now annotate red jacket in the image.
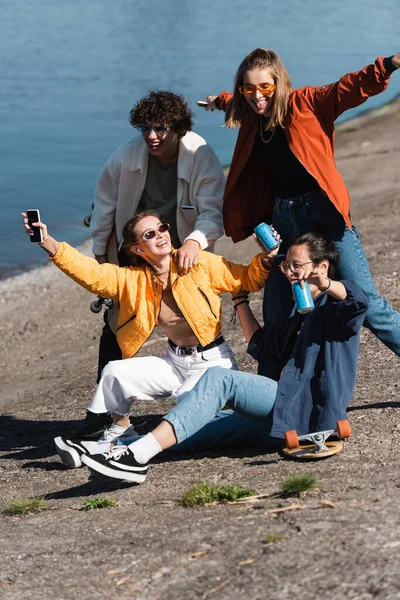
[218,57,393,242]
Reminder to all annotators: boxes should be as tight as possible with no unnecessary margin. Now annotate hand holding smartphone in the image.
[26,209,43,243]
[196,101,209,108]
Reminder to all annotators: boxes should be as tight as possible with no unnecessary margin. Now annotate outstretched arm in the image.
[313,55,399,124]
[22,212,59,257]
[21,213,123,301]
[209,231,282,294]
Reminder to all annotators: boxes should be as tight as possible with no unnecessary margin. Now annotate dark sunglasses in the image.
[141,222,170,241]
[134,124,170,137]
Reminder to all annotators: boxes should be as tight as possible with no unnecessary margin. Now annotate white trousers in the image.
[88,341,238,416]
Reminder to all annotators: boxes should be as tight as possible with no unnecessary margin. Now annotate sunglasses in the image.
[239,83,277,96]
[141,222,170,241]
[280,260,314,274]
[134,124,170,137]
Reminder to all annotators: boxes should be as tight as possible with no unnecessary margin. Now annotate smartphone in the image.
[26,209,43,243]
[196,101,209,108]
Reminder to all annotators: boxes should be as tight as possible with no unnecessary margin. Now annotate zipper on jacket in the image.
[198,287,218,319]
[117,313,137,331]
[170,278,198,337]
[152,275,162,323]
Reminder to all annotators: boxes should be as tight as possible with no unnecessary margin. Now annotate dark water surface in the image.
[1,0,399,277]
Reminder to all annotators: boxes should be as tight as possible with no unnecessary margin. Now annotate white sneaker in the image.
[98,424,139,443]
[82,445,148,483]
[54,437,109,469]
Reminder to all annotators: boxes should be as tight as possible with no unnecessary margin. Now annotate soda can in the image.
[254,223,280,252]
[292,281,314,314]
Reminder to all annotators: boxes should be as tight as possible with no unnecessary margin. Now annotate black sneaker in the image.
[54,436,106,469]
[81,445,148,483]
[72,411,113,440]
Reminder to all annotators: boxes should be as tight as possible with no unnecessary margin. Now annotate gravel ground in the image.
[1,97,399,600]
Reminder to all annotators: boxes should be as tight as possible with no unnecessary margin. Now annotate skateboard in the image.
[83,205,114,315]
[282,419,352,460]
[90,295,113,313]
[83,203,94,228]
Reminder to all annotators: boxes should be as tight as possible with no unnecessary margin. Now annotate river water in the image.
[1,0,399,276]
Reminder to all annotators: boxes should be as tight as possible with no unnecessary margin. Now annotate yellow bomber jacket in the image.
[52,243,271,358]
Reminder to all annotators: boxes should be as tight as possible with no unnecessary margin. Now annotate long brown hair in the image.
[225,48,292,130]
[121,210,161,267]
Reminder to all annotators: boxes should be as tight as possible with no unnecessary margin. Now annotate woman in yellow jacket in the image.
[22,210,277,462]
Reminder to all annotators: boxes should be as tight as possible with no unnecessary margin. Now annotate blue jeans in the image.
[162,367,279,451]
[263,189,400,358]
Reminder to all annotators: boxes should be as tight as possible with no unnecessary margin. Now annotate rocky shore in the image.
[1,97,399,600]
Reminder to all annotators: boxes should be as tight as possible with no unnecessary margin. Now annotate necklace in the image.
[259,116,276,144]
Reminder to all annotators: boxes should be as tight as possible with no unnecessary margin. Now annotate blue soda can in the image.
[292,281,314,314]
[254,223,280,252]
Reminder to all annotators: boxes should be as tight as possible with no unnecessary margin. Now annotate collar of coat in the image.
[128,132,202,183]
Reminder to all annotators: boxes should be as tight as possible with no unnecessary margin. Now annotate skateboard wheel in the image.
[285,430,299,449]
[337,419,351,439]
[83,215,91,227]
[90,300,103,313]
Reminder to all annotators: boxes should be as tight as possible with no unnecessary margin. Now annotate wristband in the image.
[231,295,249,302]
[231,299,249,324]
[233,299,249,309]
[321,278,331,292]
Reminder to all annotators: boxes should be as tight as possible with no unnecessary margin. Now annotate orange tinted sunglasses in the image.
[239,83,276,96]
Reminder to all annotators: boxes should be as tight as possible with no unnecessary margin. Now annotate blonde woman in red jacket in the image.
[203,49,400,368]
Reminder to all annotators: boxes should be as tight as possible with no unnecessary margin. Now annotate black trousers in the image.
[96,311,122,383]
[96,246,131,383]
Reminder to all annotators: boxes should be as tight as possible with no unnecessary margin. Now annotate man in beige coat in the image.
[77,90,225,439]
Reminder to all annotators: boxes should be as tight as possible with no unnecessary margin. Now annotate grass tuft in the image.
[265,532,286,544]
[3,497,47,516]
[180,483,257,507]
[282,473,318,496]
[83,497,117,510]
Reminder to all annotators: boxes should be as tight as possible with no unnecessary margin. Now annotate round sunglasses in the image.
[280,260,314,273]
[141,222,170,241]
[134,124,170,137]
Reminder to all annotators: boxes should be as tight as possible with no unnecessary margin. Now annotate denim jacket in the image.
[247,280,369,438]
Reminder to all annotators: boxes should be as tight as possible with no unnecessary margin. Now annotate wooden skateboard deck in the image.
[282,440,344,460]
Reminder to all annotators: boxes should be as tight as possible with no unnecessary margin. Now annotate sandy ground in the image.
[1,97,400,600]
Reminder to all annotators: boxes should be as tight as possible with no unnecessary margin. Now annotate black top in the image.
[256,118,319,198]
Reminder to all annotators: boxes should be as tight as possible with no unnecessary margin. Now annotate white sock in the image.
[108,423,129,435]
[128,433,162,464]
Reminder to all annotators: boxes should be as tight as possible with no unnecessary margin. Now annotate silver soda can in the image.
[292,281,314,314]
[254,223,280,252]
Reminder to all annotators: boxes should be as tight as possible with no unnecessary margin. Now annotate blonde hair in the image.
[225,48,292,130]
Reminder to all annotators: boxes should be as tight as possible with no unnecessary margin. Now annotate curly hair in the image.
[129,91,194,135]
